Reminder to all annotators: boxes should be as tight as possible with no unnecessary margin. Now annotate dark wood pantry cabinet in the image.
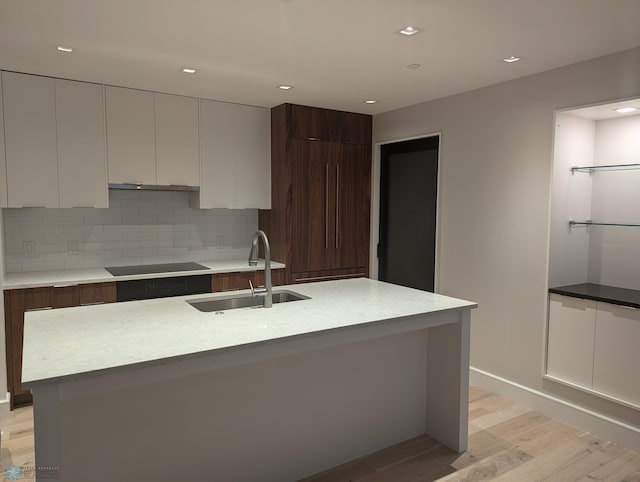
[260,103,372,284]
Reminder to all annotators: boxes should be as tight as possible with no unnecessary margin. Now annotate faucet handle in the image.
[249,279,266,297]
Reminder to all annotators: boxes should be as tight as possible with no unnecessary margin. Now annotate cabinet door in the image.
[155,93,199,186]
[290,139,340,272]
[55,79,108,208]
[105,86,156,184]
[78,282,117,305]
[199,99,236,208]
[335,143,371,270]
[235,104,269,208]
[0,77,7,207]
[593,302,640,405]
[546,294,596,388]
[2,72,59,207]
[199,100,269,208]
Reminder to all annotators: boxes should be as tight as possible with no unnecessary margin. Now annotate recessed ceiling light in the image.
[363,100,377,104]
[406,63,422,70]
[57,46,73,53]
[396,26,423,36]
[614,107,637,113]
[278,85,294,90]
[182,68,197,74]
[503,56,521,63]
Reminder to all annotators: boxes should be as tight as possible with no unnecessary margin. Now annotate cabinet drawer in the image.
[291,268,367,284]
[78,282,117,305]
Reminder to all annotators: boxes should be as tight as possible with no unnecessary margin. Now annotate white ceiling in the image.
[1,0,640,115]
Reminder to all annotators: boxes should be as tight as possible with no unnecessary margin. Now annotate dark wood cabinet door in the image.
[290,139,338,272]
[78,282,117,305]
[335,143,371,270]
[211,270,286,292]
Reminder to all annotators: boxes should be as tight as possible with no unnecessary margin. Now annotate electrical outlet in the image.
[66,240,79,255]
[216,235,224,248]
[23,241,36,256]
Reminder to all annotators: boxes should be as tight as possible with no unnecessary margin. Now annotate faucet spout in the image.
[248,230,272,308]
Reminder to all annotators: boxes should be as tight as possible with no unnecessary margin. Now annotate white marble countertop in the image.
[22,278,477,387]
[3,259,285,289]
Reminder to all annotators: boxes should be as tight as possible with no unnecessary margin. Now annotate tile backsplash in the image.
[3,190,259,273]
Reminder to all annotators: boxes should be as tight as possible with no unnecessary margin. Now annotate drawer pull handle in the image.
[26,306,53,312]
[295,273,365,282]
[80,301,105,306]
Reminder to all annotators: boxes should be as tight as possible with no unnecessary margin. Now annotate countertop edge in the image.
[3,260,286,290]
[549,283,640,309]
[22,304,475,389]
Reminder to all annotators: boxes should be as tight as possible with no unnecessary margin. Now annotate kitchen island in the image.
[23,278,476,482]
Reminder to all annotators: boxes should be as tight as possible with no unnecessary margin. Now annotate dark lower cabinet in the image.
[4,282,116,409]
[211,270,285,292]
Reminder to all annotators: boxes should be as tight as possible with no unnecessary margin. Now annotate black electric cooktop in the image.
[105,262,209,277]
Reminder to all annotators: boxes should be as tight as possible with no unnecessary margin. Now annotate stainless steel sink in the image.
[187,290,309,312]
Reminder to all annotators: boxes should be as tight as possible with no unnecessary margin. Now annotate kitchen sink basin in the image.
[187,290,310,312]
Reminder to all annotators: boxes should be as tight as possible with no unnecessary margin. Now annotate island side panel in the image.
[31,383,62,475]
[426,309,470,452]
[49,331,429,482]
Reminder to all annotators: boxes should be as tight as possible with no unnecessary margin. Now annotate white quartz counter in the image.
[3,258,285,289]
[22,278,476,386]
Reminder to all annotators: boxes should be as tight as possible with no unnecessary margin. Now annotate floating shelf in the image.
[569,220,640,227]
[571,163,640,173]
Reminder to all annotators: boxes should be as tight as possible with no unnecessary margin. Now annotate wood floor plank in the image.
[468,403,530,435]
[491,433,602,481]
[437,447,532,481]
[358,445,458,482]
[576,451,640,481]
[540,439,630,481]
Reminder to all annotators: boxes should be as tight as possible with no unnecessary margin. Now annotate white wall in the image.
[588,115,640,289]
[3,190,259,272]
[373,47,640,431]
[548,113,594,288]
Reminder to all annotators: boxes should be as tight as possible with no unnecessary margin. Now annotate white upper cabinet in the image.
[199,99,269,209]
[2,71,59,207]
[235,104,269,209]
[155,93,199,186]
[105,86,156,184]
[199,100,236,208]
[0,78,7,207]
[55,79,108,208]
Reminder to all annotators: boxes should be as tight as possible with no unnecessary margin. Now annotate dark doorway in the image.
[378,136,439,292]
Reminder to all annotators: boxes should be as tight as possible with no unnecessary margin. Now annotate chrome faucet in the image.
[248,230,272,308]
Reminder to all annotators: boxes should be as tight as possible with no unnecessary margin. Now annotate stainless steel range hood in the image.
[108,183,200,192]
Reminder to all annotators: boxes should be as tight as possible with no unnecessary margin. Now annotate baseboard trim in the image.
[469,367,640,453]
[0,391,11,421]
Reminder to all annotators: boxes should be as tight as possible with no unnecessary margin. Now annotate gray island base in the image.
[22,278,476,482]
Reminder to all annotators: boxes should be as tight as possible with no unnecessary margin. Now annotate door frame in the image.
[370,132,443,292]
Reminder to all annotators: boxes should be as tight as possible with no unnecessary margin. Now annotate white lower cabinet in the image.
[547,294,596,387]
[546,293,640,408]
[593,302,640,404]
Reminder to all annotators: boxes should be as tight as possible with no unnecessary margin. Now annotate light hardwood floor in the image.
[0,387,638,481]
